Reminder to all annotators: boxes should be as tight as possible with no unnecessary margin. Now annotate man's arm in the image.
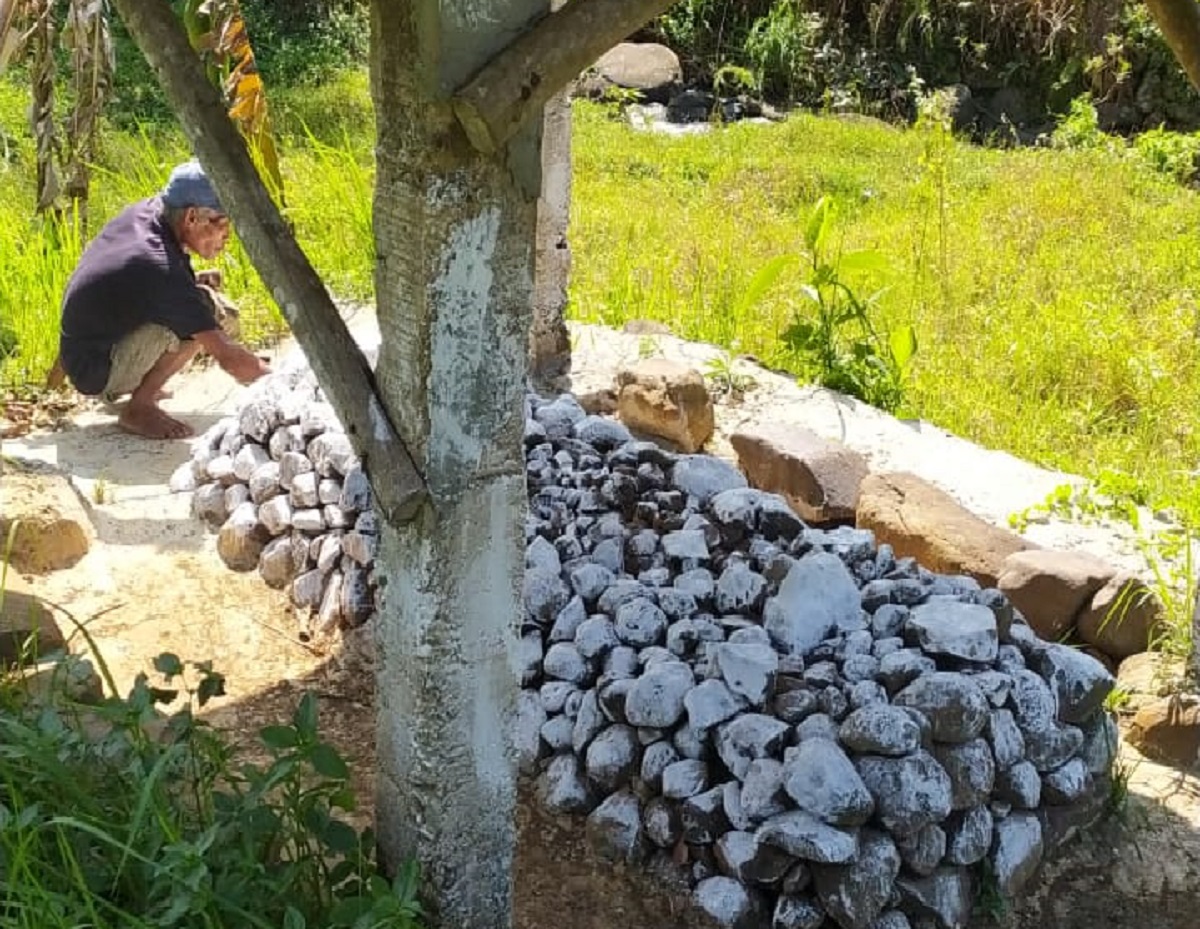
[193,328,270,384]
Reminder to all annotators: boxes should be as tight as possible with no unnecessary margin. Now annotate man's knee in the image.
[103,324,181,399]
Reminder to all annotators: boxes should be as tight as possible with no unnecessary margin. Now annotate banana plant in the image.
[0,0,283,220]
[0,0,113,224]
[181,0,284,201]
[62,0,115,233]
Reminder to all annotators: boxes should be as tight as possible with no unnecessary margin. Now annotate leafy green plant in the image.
[713,63,760,99]
[0,645,424,929]
[703,351,756,397]
[1133,126,1200,185]
[778,197,917,412]
[743,1,823,102]
[1051,95,1109,150]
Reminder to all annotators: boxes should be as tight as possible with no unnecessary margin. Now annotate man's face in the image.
[179,206,231,260]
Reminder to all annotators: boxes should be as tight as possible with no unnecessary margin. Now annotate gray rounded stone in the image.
[585,724,641,793]
[893,672,989,743]
[614,597,668,648]
[839,705,922,756]
[716,714,791,780]
[661,758,711,799]
[783,737,874,826]
[685,679,746,730]
[855,750,954,836]
[624,663,693,728]
[756,810,857,864]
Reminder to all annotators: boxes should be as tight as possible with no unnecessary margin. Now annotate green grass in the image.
[0,72,377,381]
[569,102,1200,526]
[5,73,1200,535]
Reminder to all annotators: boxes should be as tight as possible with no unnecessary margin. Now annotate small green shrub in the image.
[1051,95,1108,150]
[0,647,423,929]
[773,197,917,412]
[743,2,823,102]
[1133,126,1200,185]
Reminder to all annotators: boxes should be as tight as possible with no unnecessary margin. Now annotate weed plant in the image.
[0,630,421,928]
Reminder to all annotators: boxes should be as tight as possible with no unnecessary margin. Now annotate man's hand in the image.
[194,328,270,385]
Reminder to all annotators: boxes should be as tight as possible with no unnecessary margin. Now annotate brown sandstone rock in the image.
[0,466,91,573]
[616,359,714,453]
[855,471,1035,588]
[1075,572,1164,661]
[577,386,618,416]
[216,503,267,572]
[0,572,67,665]
[997,549,1117,642]
[1116,651,1188,713]
[730,425,867,525]
[1126,695,1200,769]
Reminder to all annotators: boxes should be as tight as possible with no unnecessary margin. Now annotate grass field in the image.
[4,73,1200,527]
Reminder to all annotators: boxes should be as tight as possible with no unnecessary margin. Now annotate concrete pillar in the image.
[369,1,546,925]
[529,87,572,387]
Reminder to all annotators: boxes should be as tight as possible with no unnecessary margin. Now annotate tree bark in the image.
[451,0,675,153]
[368,0,542,922]
[1146,0,1200,91]
[110,0,427,525]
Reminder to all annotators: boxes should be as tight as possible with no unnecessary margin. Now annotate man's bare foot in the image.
[117,402,193,439]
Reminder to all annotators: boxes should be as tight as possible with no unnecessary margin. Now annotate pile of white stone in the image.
[176,372,1120,929]
[170,362,376,634]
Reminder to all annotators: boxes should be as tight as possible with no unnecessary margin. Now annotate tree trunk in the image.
[111,0,427,525]
[368,0,543,924]
[1146,0,1200,92]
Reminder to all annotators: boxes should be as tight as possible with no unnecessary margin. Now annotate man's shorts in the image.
[101,323,180,400]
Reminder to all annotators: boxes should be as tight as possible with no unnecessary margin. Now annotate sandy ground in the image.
[2,314,1198,923]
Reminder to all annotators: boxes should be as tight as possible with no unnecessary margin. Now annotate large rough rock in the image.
[1074,572,1164,661]
[1115,652,1188,713]
[729,425,867,525]
[616,359,715,453]
[588,42,682,104]
[997,549,1117,642]
[855,472,1034,588]
[0,466,91,573]
[0,572,67,665]
[1125,696,1200,769]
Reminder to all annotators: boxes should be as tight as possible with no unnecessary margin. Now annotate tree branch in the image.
[1145,0,1200,91]
[110,0,428,524]
[451,0,674,154]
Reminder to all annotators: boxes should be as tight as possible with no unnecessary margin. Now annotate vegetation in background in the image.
[646,0,1199,132]
[568,100,1200,535]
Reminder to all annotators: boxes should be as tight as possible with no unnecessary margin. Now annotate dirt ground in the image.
[3,321,1199,926]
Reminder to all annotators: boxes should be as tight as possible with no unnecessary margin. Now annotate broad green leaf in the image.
[838,249,891,275]
[197,671,226,707]
[798,283,821,304]
[804,196,833,253]
[283,907,306,929]
[733,254,796,316]
[310,742,350,780]
[330,787,358,812]
[889,325,918,369]
[152,653,184,678]
[321,819,360,854]
[329,895,374,926]
[260,724,300,750]
[293,691,319,738]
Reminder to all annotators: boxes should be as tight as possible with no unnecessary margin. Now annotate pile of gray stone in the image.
[176,376,1119,929]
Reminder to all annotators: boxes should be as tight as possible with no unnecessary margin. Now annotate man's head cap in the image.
[161,160,223,212]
